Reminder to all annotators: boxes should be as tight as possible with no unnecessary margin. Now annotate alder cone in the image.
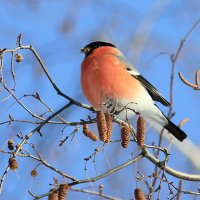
[58,184,69,200]
[105,113,113,142]
[121,124,130,148]
[96,111,107,142]
[137,116,146,147]
[48,189,58,200]
[8,158,18,171]
[83,124,98,141]
[31,169,37,177]
[8,139,14,150]
[15,53,23,62]
[134,188,146,200]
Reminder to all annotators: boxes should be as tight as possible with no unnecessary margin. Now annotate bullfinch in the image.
[81,41,187,142]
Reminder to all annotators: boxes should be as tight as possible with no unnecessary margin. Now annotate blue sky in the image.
[0,1,200,199]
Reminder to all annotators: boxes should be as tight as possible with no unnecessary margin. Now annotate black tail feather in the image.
[164,119,187,142]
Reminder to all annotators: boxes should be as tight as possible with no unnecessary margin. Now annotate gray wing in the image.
[114,53,171,107]
[132,74,171,107]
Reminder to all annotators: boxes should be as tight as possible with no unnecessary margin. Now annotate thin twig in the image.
[178,71,200,90]
[196,70,200,86]
[10,51,16,91]
[3,45,94,112]
[70,187,122,200]
[169,18,200,115]
[0,80,45,120]
[26,141,78,181]
[29,154,143,199]
[176,180,182,200]
[178,118,190,128]
[0,102,73,193]
[152,19,200,195]
[69,153,143,186]
[142,148,200,181]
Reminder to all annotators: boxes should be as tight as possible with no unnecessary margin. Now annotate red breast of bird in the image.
[81,46,153,116]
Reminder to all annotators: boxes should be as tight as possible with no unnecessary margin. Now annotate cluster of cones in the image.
[83,110,146,148]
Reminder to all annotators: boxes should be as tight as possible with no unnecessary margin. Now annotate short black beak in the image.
[80,47,91,57]
[80,48,85,53]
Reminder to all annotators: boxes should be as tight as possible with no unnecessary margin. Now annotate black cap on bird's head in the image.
[81,41,115,57]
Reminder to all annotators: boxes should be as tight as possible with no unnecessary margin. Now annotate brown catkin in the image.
[99,184,104,194]
[96,111,107,142]
[15,143,23,152]
[8,158,18,171]
[99,184,104,190]
[83,124,98,141]
[8,139,14,150]
[137,116,146,147]
[58,184,69,200]
[134,188,146,200]
[105,113,113,142]
[48,189,58,200]
[15,53,23,62]
[121,124,130,148]
[31,169,37,177]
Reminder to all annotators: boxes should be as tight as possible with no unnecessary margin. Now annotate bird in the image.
[80,41,187,142]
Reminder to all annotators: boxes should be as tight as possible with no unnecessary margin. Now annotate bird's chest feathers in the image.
[84,58,128,96]
[81,54,149,112]
[90,58,120,93]
[92,59,100,71]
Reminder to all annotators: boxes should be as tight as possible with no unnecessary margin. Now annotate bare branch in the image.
[178,118,190,128]
[26,141,78,182]
[142,148,200,181]
[178,71,200,90]
[0,102,73,193]
[169,18,200,114]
